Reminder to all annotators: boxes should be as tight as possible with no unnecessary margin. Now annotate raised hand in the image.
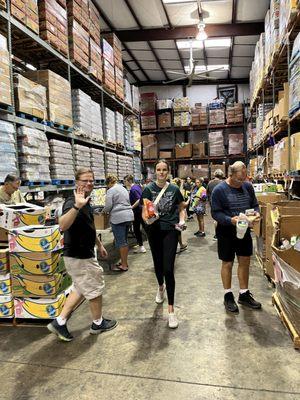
[74,187,90,209]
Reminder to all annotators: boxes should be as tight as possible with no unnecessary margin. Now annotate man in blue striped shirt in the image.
[211,161,262,313]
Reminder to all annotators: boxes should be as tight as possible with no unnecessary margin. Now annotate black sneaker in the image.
[90,318,118,335]
[224,292,239,313]
[194,231,200,236]
[47,319,74,342]
[198,232,206,237]
[238,291,262,309]
[213,234,218,241]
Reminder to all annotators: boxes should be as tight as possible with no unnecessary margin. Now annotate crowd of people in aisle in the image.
[0,161,262,342]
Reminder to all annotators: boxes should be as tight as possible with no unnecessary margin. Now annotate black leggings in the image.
[133,211,144,246]
[147,227,178,305]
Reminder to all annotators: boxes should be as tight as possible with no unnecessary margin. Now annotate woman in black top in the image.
[142,160,186,329]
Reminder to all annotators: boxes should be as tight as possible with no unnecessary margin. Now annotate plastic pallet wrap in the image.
[72,89,92,139]
[105,107,116,144]
[106,152,118,177]
[228,133,244,155]
[74,144,91,169]
[0,34,12,106]
[133,156,142,181]
[90,148,105,180]
[17,126,50,181]
[115,111,124,146]
[208,131,225,156]
[0,121,17,181]
[49,139,74,180]
[91,100,103,142]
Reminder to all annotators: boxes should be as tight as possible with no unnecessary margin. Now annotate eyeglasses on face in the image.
[79,180,95,184]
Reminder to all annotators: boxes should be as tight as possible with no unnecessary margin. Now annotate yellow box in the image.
[0,203,46,230]
[11,272,72,298]
[8,225,63,253]
[0,247,9,273]
[14,293,66,319]
[9,251,64,275]
[0,295,14,318]
[0,273,11,295]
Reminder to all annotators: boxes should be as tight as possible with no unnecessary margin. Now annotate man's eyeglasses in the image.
[79,180,95,184]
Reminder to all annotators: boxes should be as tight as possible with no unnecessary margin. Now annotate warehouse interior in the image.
[0,0,300,399]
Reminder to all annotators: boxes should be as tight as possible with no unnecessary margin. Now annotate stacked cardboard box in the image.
[88,0,100,44]
[124,79,133,108]
[14,74,47,120]
[157,99,173,110]
[209,131,225,156]
[210,163,226,177]
[124,121,134,151]
[141,112,156,130]
[18,126,51,182]
[279,0,298,42]
[89,39,102,83]
[72,89,92,139]
[91,100,103,142]
[117,155,133,179]
[90,148,105,180]
[225,103,243,124]
[114,67,124,100]
[0,121,17,182]
[49,139,74,181]
[74,144,91,170]
[191,105,207,126]
[11,0,39,34]
[209,109,225,125]
[173,97,190,127]
[133,156,142,181]
[290,132,300,171]
[106,152,118,176]
[24,70,73,127]
[142,134,158,160]
[38,0,68,56]
[132,86,140,112]
[0,34,12,106]
[68,18,89,72]
[115,112,124,146]
[228,133,244,155]
[177,164,193,179]
[67,0,89,32]
[141,92,157,113]
[0,0,6,10]
[102,39,115,93]
[174,112,190,127]
[175,143,192,158]
[158,112,172,129]
[173,97,190,112]
[130,117,141,152]
[192,142,207,158]
[103,33,123,100]
[105,107,116,144]
[272,137,289,174]
[193,165,209,179]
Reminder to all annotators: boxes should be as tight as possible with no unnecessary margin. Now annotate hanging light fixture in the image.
[196,22,208,41]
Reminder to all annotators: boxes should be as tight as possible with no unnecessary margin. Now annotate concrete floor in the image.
[0,217,299,400]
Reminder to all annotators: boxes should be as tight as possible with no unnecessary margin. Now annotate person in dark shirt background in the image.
[207,169,224,240]
[47,168,117,341]
[211,161,261,314]
[124,175,146,254]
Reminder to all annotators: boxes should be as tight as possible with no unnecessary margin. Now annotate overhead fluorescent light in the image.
[163,0,196,4]
[205,38,231,48]
[177,40,203,49]
[208,64,229,70]
[184,64,229,73]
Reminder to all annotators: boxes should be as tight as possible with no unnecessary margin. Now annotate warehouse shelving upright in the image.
[0,1,140,197]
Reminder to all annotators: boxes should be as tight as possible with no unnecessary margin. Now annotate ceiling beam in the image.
[98,5,150,81]
[111,22,264,42]
[122,0,168,80]
[136,78,249,86]
[228,0,237,79]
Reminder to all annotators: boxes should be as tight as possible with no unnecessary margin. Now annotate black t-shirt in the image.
[142,182,184,230]
[62,196,96,259]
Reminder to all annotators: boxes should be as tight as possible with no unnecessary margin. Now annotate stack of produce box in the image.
[49,139,74,181]
[0,211,11,317]
[67,0,89,72]
[11,0,39,34]
[0,34,12,107]
[74,144,91,170]
[103,33,124,100]
[105,108,116,144]
[89,38,102,83]
[18,127,51,182]
[140,93,157,130]
[225,103,243,124]
[115,112,124,146]
[173,97,190,127]
[14,74,47,120]
[2,205,70,319]
[106,152,118,176]
[90,148,105,181]
[72,89,92,138]
[0,121,18,182]
[24,70,73,128]
[38,0,68,56]
[102,39,115,94]
[91,100,103,142]
[191,104,207,126]
[209,131,225,156]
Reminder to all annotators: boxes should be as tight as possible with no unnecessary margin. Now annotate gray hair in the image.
[214,169,224,178]
[228,161,246,176]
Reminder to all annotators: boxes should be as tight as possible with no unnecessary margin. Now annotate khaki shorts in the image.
[63,256,105,300]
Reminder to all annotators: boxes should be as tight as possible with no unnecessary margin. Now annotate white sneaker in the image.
[168,312,179,329]
[155,285,165,304]
[134,245,146,253]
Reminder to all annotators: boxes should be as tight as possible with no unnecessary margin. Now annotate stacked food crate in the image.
[228,133,244,155]
[102,39,115,94]
[132,86,140,112]
[38,0,68,56]
[225,103,243,124]
[103,33,124,100]
[73,144,91,170]
[124,79,133,108]
[140,93,157,130]
[105,107,116,144]
[90,148,105,180]
[124,120,134,151]
[173,97,190,127]
[24,70,73,128]
[91,100,103,142]
[209,131,225,156]
[106,152,118,176]
[133,156,142,181]
[191,104,207,126]
[115,112,124,147]
[72,89,92,139]
[0,121,17,182]
[0,34,12,107]
[49,139,74,181]
[18,127,51,182]
[11,0,39,34]
[129,116,141,152]
[157,99,172,129]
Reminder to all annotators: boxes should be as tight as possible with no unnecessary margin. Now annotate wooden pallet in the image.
[0,317,52,328]
[17,112,46,124]
[272,293,300,350]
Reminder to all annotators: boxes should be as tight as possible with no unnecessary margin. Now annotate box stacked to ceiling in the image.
[67,0,90,72]
[24,70,73,128]
[49,139,74,181]
[38,0,68,56]
[18,126,51,182]
[103,33,124,100]
[209,101,225,125]
[124,120,134,151]
[0,121,17,182]
[11,0,39,34]
[90,148,105,180]
[89,37,102,83]
[102,39,115,94]
[0,34,12,107]
[140,93,157,130]
[132,86,140,112]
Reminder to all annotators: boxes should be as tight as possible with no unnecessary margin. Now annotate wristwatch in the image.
[73,205,80,211]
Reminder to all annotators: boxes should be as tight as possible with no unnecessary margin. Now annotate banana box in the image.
[14,293,66,319]
[0,273,11,295]
[0,228,8,246]
[11,272,72,298]
[9,250,65,275]
[8,225,63,253]
[0,203,46,230]
[0,295,14,318]
[0,247,9,273]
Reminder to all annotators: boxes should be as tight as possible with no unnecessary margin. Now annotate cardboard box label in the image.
[14,293,66,319]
